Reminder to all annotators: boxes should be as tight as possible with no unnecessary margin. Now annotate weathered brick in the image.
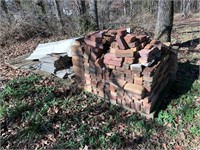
[124,34,136,43]
[117,28,127,37]
[90,32,103,43]
[134,76,143,85]
[91,47,104,56]
[124,57,135,64]
[115,49,134,58]
[125,76,133,83]
[72,58,84,67]
[111,78,127,88]
[130,63,143,72]
[84,38,103,49]
[110,42,120,49]
[138,47,159,58]
[108,65,116,70]
[71,45,83,56]
[116,35,129,50]
[124,83,145,95]
[122,63,130,70]
[128,41,140,48]
[134,100,141,111]
[104,59,122,67]
[150,39,160,45]
[104,53,123,61]
[138,58,148,64]
[110,48,117,54]
[109,82,118,92]
[136,35,147,43]
[144,44,153,49]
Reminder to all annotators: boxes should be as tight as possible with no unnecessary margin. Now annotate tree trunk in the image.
[89,0,99,30]
[155,0,174,42]
[182,0,191,18]
[35,0,46,15]
[54,0,65,33]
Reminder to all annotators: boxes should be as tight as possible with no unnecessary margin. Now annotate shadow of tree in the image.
[179,38,200,49]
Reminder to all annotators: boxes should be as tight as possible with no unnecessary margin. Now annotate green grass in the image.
[0,67,199,149]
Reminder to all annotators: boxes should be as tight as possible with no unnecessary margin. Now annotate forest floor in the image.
[0,15,200,149]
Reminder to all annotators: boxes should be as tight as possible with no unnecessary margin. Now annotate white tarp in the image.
[26,28,130,60]
[26,38,81,60]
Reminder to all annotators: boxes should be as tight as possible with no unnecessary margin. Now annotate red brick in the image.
[130,101,135,109]
[122,63,130,69]
[142,102,151,114]
[142,61,161,76]
[138,47,159,58]
[90,32,103,43]
[72,58,84,67]
[124,34,136,43]
[110,48,117,53]
[134,77,143,85]
[136,35,147,43]
[108,65,116,70]
[112,70,125,79]
[138,57,148,64]
[108,29,117,35]
[116,35,129,50]
[128,41,140,48]
[124,57,135,64]
[124,83,145,95]
[125,76,133,83]
[144,44,153,49]
[111,78,127,88]
[103,35,115,43]
[84,38,103,49]
[104,59,122,67]
[71,45,83,56]
[124,69,132,75]
[134,100,141,111]
[73,65,84,74]
[150,39,160,45]
[110,91,117,98]
[115,49,134,58]
[110,42,120,49]
[117,28,127,37]
[115,66,124,72]
[104,53,123,61]
[91,47,104,55]
[131,93,144,99]
[109,83,118,92]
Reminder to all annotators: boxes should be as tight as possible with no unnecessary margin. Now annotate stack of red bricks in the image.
[71,28,175,115]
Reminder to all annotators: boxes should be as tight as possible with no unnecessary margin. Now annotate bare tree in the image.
[182,0,191,18]
[155,0,174,42]
[89,0,99,30]
[53,0,65,33]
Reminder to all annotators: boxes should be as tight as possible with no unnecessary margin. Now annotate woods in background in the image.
[0,0,199,43]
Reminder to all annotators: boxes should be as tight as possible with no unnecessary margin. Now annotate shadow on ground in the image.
[156,61,199,116]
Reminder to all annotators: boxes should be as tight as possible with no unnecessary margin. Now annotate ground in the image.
[0,15,199,149]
